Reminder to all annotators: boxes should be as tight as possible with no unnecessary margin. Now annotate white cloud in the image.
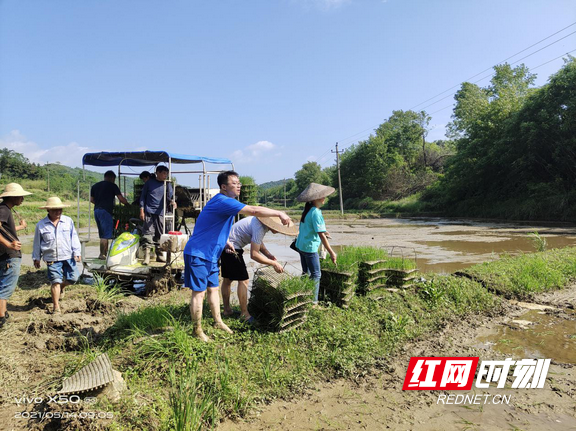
[231,140,280,164]
[306,155,317,162]
[0,130,92,167]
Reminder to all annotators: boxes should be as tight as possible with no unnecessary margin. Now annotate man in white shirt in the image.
[221,216,297,323]
[33,197,81,314]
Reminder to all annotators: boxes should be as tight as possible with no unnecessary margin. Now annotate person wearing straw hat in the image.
[33,197,81,314]
[221,215,298,323]
[295,183,337,305]
[183,170,292,342]
[0,183,31,328]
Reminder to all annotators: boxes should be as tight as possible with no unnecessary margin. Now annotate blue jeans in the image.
[300,251,321,303]
[94,208,113,239]
[0,257,21,300]
[46,259,79,285]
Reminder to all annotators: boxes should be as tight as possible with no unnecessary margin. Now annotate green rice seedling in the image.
[168,361,217,431]
[321,246,387,272]
[382,257,417,270]
[93,273,125,303]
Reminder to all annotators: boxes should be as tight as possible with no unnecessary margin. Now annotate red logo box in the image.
[403,357,480,390]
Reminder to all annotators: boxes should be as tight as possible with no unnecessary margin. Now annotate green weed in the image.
[93,273,125,304]
[168,361,217,431]
[528,231,547,252]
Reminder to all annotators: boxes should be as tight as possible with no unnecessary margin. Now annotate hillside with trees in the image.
[269,58,576,221]
[0,149,134,201]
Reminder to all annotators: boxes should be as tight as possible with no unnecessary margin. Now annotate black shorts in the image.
[220,249,249,281]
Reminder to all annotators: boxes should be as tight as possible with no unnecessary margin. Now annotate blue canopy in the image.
[82,151,232,167]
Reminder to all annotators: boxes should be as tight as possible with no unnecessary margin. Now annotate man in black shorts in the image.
[90,171,129,259]
[221,215,297,323]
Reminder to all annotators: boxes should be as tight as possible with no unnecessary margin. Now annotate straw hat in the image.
[0,183,33,198]
[296,183,335,203]
[39,197,70,209]
[257,216,299,237]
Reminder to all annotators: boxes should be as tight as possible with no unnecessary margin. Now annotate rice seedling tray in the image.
[248,267,314,332]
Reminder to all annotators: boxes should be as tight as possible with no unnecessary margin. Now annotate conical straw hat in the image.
[257,216,299,237]
[39,196,70,209]
[296,183,335,202]
[0,183,33,198]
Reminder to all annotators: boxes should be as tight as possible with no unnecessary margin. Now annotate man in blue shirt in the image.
[139,165,177,264]
[33,197,81,314]
[184,170,291,342]
[90,171,129,260]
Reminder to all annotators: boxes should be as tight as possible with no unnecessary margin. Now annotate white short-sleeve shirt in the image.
[228,216,268,250]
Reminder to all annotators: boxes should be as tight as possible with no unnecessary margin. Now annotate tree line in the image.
[261,58,576,220]
[0,150,133,201]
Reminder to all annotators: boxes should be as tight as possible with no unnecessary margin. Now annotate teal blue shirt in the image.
[296,207,326,253]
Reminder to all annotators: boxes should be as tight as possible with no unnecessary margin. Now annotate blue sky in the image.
[1,0,575,184]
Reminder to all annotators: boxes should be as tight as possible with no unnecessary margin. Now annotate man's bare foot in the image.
[222,308,234,317]
[52,307,62,315]
[240,314,251,321]
[214,321,233,334]
[193,329,210,342]
[98,254,106,260]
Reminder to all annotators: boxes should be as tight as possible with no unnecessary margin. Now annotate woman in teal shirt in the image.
[295,183,337,304]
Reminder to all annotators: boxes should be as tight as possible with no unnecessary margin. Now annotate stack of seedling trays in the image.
[381,247,419,288]
[358,259,419,291]
[319,268,356,308]
[358,260,389,295]
[321,246,391,303]
[248,267,315,333]
[382,264,419,288]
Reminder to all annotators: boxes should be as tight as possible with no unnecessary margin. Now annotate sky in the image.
[1,0,575,185]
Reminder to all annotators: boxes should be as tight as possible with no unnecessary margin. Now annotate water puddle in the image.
[415,236,576,255]
[478,309,576,364]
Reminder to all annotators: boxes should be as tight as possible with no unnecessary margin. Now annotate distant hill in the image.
[258,179,292,190]
[0,148,135,201]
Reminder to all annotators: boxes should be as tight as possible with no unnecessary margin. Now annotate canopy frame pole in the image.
[201,161,207,210]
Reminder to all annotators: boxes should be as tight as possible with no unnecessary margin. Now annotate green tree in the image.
[0,148,44,181]
[338,110,432,200]
[375,110,430,169]
[294,161,330,192]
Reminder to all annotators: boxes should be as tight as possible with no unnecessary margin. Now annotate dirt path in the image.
[0,270,186,431]
[219,288,576,431]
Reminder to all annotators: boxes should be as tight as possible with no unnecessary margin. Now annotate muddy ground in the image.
[0,269,191,431]
[2,217,576,430]
[220,288,576,431]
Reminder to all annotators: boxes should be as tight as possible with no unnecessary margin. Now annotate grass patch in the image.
[76,247,576,429]
[459,247,576,299]
[93,273,126,304]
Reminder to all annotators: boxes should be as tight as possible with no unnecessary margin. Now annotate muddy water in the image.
[478,309,576,364]
[262,217,576,274]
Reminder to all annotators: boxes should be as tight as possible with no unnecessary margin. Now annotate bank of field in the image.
[36,247,576,430]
